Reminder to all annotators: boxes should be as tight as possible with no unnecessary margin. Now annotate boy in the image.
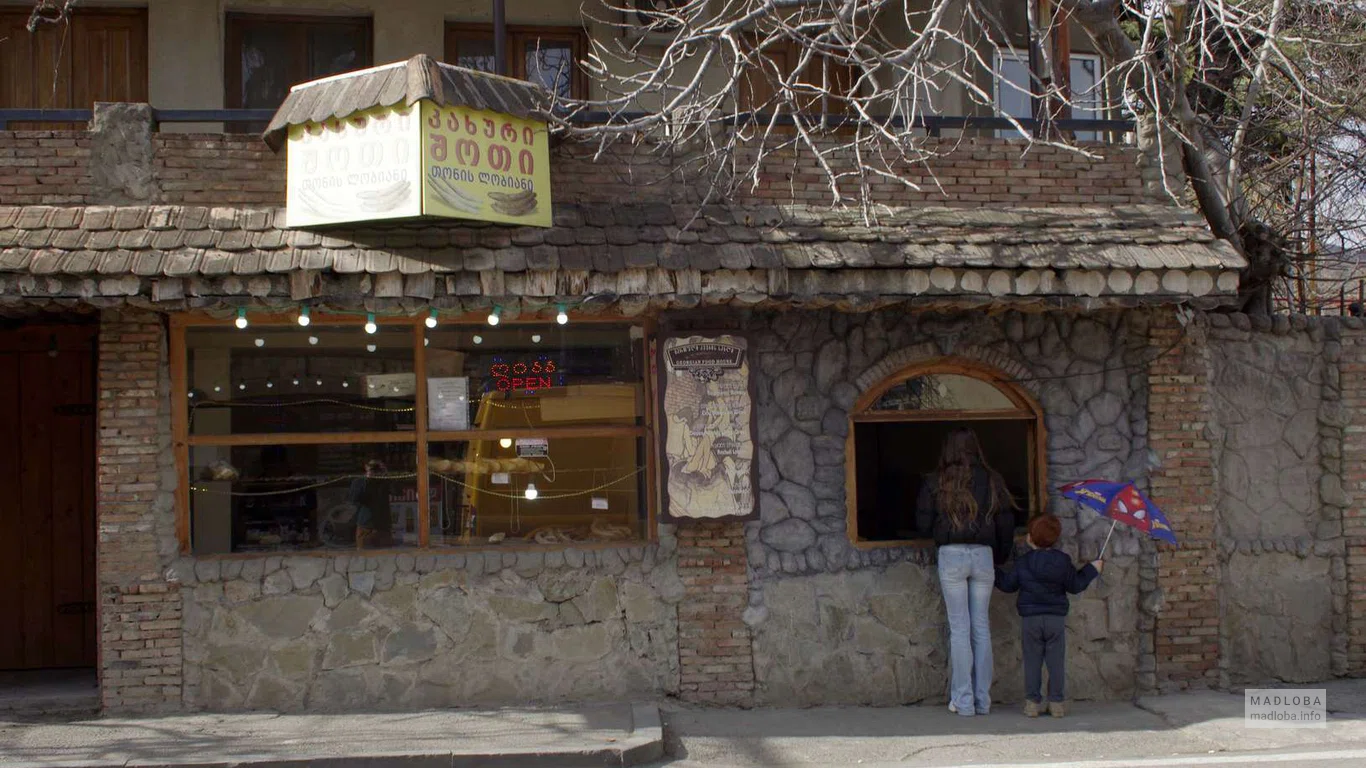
[995,514,1103,718]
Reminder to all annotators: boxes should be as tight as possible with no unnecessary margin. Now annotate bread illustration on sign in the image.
[488,189,538,217]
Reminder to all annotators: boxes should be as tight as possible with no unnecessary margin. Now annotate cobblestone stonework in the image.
[742,309,1151,706]
[173,544,682,710]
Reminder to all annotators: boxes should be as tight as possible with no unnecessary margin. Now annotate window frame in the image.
[844,358,1047,550]
[444,23,589,100]
[170,312,659,557]
[223,12,374,110]
[991,47,1113,141]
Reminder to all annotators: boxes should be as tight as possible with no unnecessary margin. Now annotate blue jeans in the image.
[938,544,995,715]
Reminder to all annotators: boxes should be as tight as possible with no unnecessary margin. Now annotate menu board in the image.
[659,334,758,521]
[427,377,470,431]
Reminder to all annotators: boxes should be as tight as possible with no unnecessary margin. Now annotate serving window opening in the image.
[848,364,1044,546]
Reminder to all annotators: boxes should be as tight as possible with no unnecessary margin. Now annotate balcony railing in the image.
[0,107,1134,139]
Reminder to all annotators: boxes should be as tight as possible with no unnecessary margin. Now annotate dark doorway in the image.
[0,323,98,670]
[853,420,1032,542]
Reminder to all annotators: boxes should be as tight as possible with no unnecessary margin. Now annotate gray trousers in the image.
[1022,614,1066,703]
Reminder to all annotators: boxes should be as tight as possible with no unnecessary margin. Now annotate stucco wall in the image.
[741,309,1152,706]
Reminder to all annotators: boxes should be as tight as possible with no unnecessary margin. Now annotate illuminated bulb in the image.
[499,438,513,449]
[316,379,323,386]
[239,383,246,391]
[292,379,300,386]
[254,338,265,348]
[473,335,483,345]
[213,385,221,393]
[342,381,350,388]
[369,383,376,391]
[308,336,319,346]
[524,483,538,501]
[265,381,273,389]
[425,309,438,329]
[188,391,195,399]
[366,344,377,353]
[297,307,311,326]
[487,309,500,326]
[556,308,568,325]
[424,338,430,347]
[234,308,248,329]
[364,313,377,334]
[532,334,542,343]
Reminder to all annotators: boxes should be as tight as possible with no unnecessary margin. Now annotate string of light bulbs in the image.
[231,304,573,330]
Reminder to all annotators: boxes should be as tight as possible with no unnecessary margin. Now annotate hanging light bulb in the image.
[531,334,542,344]
[342,380,350,388]
[473,335,483,345]
[238,383,246,391]
[364,313,378,334]
[425,309,438,329]
[266,381,273,389]
[555,305,568,325]
[234,308,249,329]
[366,344,377,353]
[524,482,538,500]
[487,307,501,326]
[213,385,221,393]
[499,438,513,449]
[297,307,311,326]
[254,338,265,348]
[315,378,323,386]
[308,336,319,346]
[292,379,300,386]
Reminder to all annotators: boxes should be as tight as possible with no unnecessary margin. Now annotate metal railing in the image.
[0,106,1134,138]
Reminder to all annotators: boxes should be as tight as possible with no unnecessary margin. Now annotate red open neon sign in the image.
[490,359,558,392]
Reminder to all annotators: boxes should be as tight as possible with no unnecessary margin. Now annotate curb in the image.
[3,705,666,768]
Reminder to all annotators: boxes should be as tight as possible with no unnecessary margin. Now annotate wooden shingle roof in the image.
[262,55,549,152]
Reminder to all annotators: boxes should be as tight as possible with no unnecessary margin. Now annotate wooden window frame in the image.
[170,312,659,558]
[444,23,589,99]
[224,12,374,110]
[844,358,1047,550]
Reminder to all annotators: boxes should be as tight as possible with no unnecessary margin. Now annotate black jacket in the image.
[915,468,1017,565]
[995,548,1099,617]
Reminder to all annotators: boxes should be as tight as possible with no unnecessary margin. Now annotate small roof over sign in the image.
[261,54,551,152]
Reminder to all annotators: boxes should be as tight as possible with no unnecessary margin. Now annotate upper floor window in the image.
[993,49,1105,141]
[444,24,587,100]
[225,13,372,116]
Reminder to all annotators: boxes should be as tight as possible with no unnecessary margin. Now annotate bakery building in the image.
[0,15,1255,713]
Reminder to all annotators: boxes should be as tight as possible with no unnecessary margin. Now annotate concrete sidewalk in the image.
[0,703,663,768]
[658,682,1366,767]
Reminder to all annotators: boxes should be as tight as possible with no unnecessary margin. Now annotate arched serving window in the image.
[847,360,1045,547]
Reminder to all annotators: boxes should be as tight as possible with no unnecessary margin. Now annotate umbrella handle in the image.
[1098,519,1118,560]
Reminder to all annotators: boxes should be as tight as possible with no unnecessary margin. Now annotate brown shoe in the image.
[1048,701,1065,718]
[1023,701,1040,718]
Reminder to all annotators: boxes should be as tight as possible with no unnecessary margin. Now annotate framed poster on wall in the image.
[657,333,758,522]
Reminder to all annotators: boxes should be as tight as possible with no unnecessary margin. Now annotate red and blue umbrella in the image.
[1060,480,1178,555]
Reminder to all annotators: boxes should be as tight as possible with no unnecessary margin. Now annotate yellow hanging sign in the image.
[285,100,552,228]
[420,102,552,228]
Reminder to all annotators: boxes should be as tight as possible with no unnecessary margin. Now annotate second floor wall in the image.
[1,0,1118,134]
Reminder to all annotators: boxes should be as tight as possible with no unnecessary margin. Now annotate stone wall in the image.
[1205,314,1348,686]
[741,309,1152,706]
[176,545,682,710]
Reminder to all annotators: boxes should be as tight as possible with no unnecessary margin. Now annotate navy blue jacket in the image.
[995,547,1099,617]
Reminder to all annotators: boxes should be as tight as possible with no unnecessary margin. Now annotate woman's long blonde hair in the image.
[936,428,1016,531]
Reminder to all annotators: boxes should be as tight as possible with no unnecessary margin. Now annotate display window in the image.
[172,314,654,555]
[846,361,1045,547]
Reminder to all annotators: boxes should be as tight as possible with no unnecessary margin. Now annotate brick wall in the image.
[0,131,93,204]
[97,310,182,712]
[1146,310,1222,692]
[676,521,755,705]
[3,122,1158,209]
[153,134,285,206]
[1342,330,1366,675]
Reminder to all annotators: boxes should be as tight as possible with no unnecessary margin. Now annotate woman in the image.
[916,428,1018,716]
[350,459,392,549]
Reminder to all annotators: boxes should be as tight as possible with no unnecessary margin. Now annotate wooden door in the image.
[0,325,97,670]
[0,8,147,128]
